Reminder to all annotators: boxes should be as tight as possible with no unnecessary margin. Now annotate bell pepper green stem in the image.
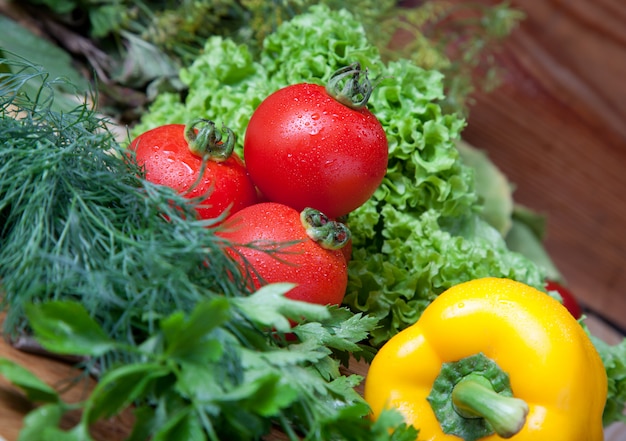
[427,353,527,441]
[300,207,351,250]
[452,373,529,439]
[184,119,236,162]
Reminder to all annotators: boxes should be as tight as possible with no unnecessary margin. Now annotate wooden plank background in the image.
[459,0,626,330]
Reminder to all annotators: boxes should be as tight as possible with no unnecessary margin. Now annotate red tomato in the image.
[545,280,583,319]
[217,202,349,306]
[340,238,353,264]
[243,65,388,219]
[130,121,258,221]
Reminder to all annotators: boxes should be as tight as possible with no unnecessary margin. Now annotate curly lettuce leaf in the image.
[590,335,626,425]
[135,4,545,346]
[346,209,545,346]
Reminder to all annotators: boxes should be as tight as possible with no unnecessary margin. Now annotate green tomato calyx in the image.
[325,62,373,110]
[300,207,351,250]
[184,119,236,162]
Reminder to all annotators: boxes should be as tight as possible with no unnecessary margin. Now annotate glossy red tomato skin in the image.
[243,83,388,219]
[130,124,258,221]
[545,280,583,319]
[218,202,348,306]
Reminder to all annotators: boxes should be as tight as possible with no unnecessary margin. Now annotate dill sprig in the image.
[0,58,247,371]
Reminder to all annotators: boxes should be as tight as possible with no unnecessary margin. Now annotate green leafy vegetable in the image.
[0,359,60,404]
[0,15,91,113]
[0,56,418,439]
[590,336,626,426]
[18,403,70,441]
[0,56,246,363]
[456,140,514,235]
[4,293,416,440]
[24,301,118,357]
[134,4,546,346]
[232,283,330,333]
[505,216,563,282]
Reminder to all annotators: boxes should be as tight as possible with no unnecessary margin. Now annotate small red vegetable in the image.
[545,280,583,319]
[218,202,350,306]
[243,63,388,219]
[340,237,353,264]
[130,120,258,221]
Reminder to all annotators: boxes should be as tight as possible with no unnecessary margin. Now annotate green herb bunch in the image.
[0,58,419,440]
[0,59,245,350]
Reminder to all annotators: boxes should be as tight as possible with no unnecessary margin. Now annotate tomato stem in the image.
[184,119,236,162]
[325,62,373,110]
[300,207,351,250]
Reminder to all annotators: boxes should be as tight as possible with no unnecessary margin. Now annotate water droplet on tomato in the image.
[180,161,194,173]
[311,113,320,120]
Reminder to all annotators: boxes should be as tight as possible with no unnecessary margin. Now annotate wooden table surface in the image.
[1,0,625,439]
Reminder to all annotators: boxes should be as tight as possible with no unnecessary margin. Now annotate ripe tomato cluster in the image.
[130,63,388,308]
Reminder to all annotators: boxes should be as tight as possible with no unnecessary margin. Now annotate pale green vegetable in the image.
[456,140,514,235]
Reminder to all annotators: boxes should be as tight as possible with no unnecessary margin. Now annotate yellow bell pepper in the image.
[364,277,607,441]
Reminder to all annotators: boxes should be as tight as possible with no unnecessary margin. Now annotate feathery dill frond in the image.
[0,58,247,370]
